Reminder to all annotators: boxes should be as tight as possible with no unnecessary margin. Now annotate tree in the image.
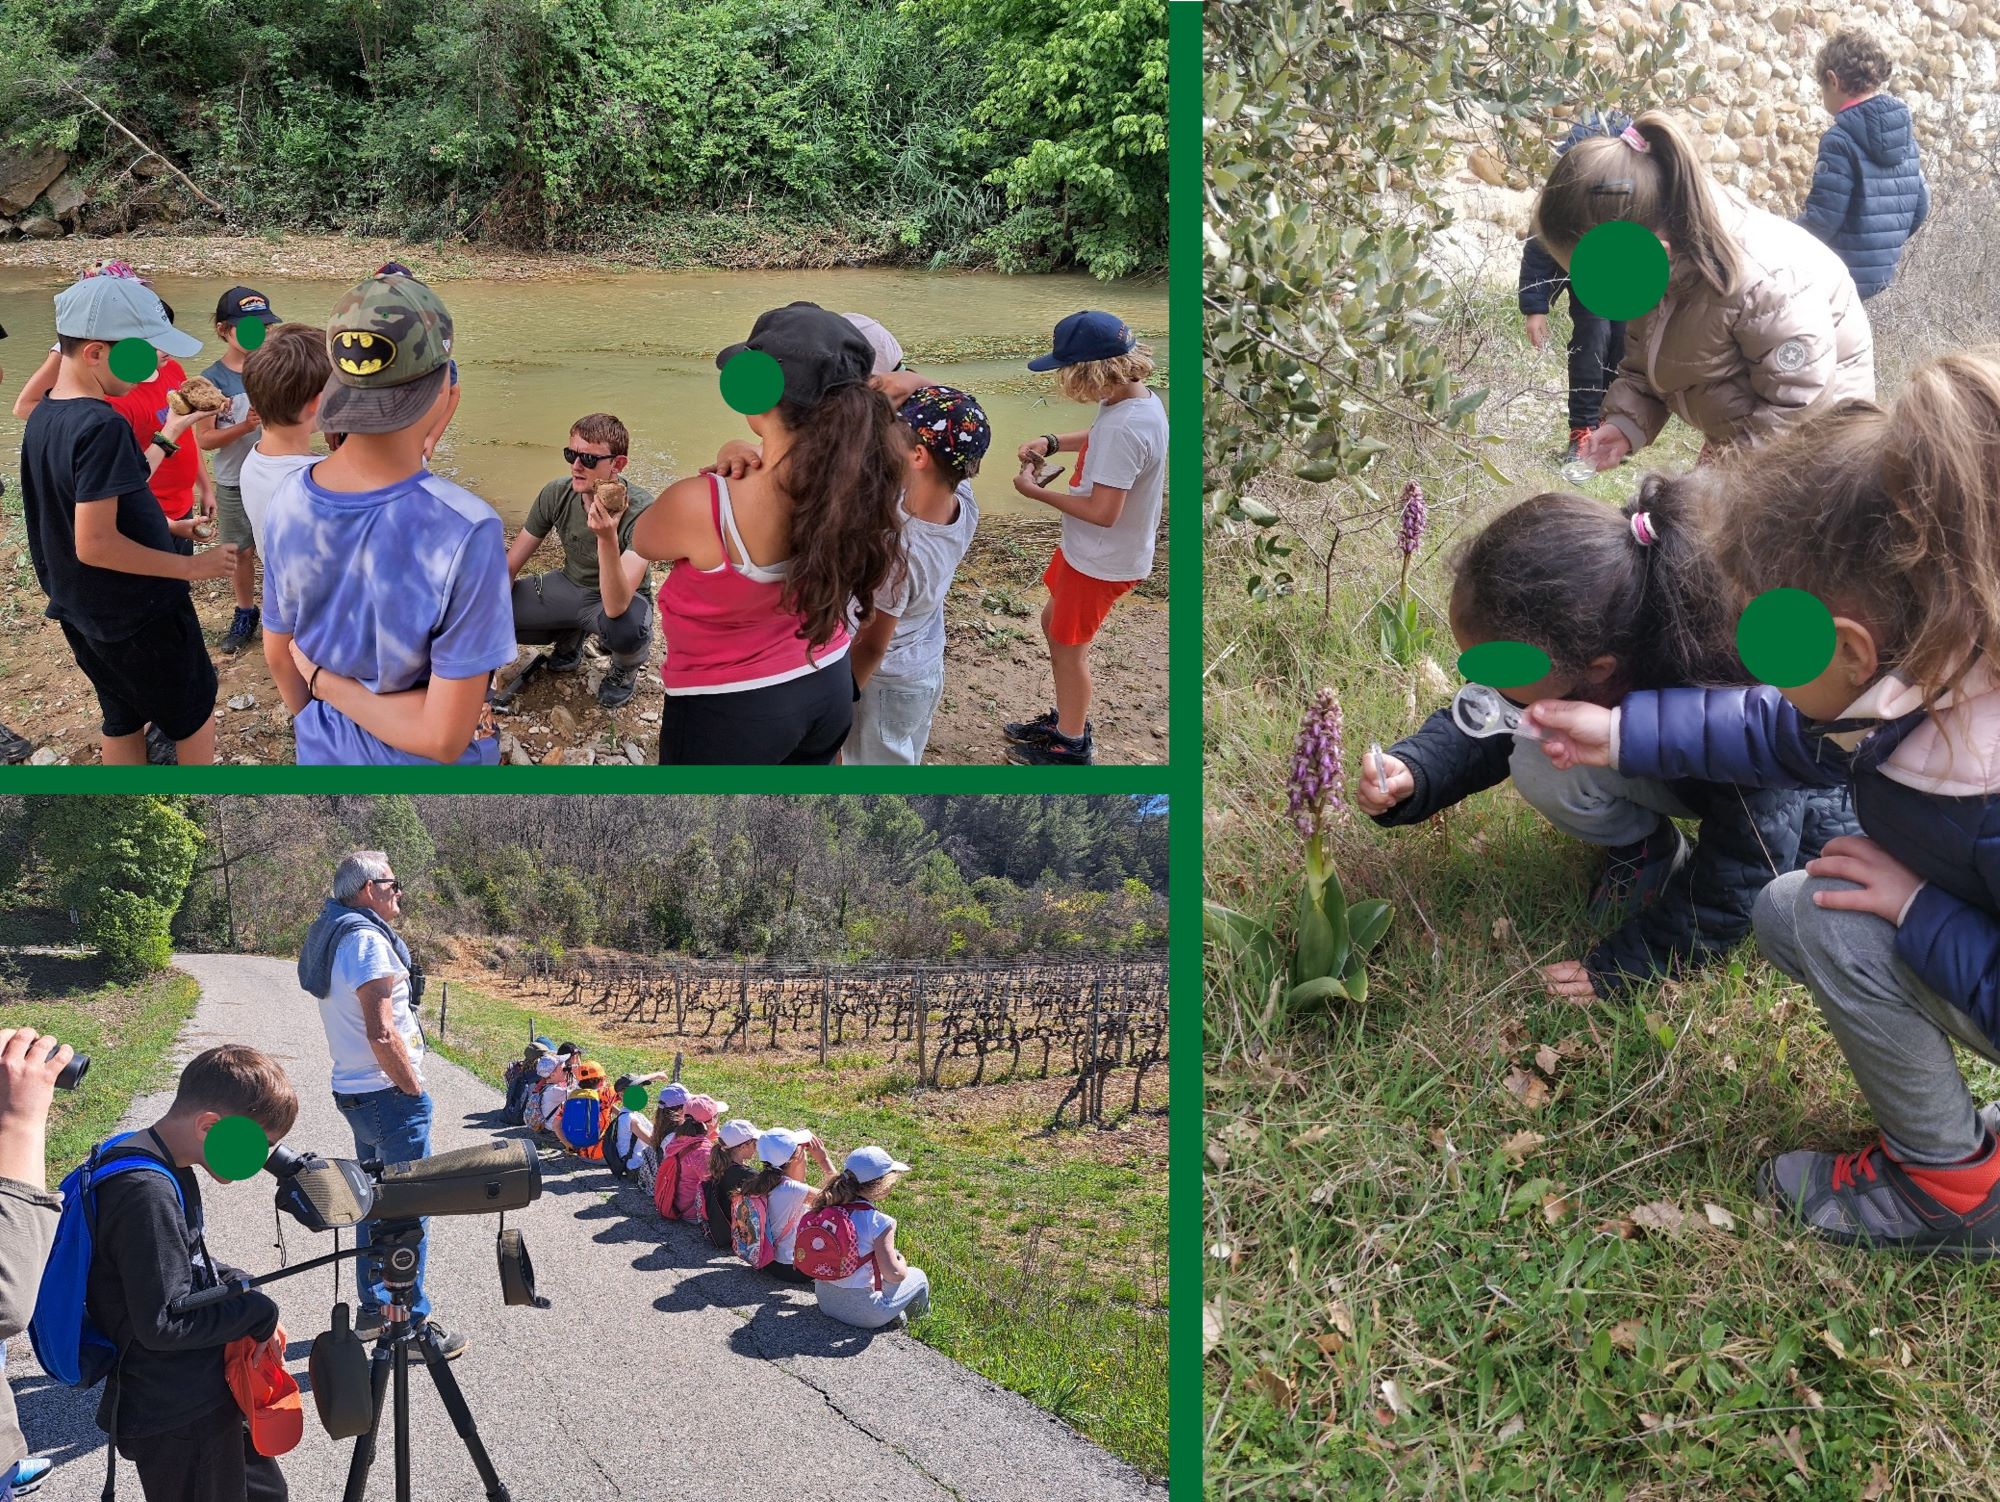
[1204,1,1697,594]
[363,795,436,896]
[27,796,203,979]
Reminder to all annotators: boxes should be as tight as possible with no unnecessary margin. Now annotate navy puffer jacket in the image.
[1795,94,1930,299]
[1617,685,2000,1045]
[1370,702,1852,995]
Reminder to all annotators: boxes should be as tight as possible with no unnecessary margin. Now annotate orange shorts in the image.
[1042,548,1138,646]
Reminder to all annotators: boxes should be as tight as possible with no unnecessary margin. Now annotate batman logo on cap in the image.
[334,330,396,377]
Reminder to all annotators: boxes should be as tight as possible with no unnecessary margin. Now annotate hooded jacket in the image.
[1518,111,1634,318]
[1613,667,2000,1044]
[1599,185,1874,457]
[1796,94,1930,299]
[1370,702,1852,994]
[297,898,412,1001]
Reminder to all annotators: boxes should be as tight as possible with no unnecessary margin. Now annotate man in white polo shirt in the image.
[297,850,466,1357]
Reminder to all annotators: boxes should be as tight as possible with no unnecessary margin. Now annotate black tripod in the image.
[343,1222,509,1502]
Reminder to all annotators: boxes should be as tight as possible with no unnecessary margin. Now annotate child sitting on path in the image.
[1796,29,1929,300]
[1529,353,2000,1254]
[1008,311,1169,766]
[847,386,988,765]
[17,274,237,766]
[701,1119,761,1250]
[804,1145,931,1330]
[743,1128,835,1284]
[653,1088,726,1223]
[1357,479,1846,1000]
[1533,112,1875,472]
[238,323,329,552]
[261,275,514,765]
[197,287,281,656]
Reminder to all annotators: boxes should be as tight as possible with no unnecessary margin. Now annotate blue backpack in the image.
[29,1133,182,1388]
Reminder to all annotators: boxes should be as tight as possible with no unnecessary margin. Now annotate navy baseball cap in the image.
[1026,310,1136,372]
[215,285,281,326]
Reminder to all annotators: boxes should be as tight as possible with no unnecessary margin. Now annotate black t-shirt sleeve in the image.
[73,408,151,507]
[97,1174,280,1353]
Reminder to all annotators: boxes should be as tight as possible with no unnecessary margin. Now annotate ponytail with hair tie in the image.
[1619,124,1652,153]
[1630,511,1659,547]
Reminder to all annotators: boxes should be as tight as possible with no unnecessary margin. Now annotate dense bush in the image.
[0,0,1164,276]
[11,797,203,979]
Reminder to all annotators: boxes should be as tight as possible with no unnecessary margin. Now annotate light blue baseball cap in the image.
[53,275,202,359]
[844,1145,910,1181]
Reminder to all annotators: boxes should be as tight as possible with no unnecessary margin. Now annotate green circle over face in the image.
[1569,221,1670,322]
[108,338,159,385]
[720,349,784,415]
[622,1084,648,1112]
[203,1115,270,1182]
[1457,641,1553,690]
[236,319,267,352]
[1737,587,1837,687]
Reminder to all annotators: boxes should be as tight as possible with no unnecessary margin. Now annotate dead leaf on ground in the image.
[1203,1303,1224,1357]
[1496,1414,1525,1442]
[1502,1066,1551,1111]
[1821,1329,1848,1360]
[1534,1043,1561,1075]
[1499,1129,1545,1166]
[1492,915,1514,942]
[1595,1215,1639,1240]
[1637,1412,1665,1432]
[1607,1319,1645,1351]
[1778,1424,1811,1478]
[1314,1331,1345,1356]
[1495,1017,1530,1053]
[1380,1378,1412,1417]
[1206,1141,1230,1170]
[1328,1300,1357,1340]
[1308,1180,1339,1206]
[1288,1124,1335,1151]
[1785,1369,1823,1409]
[1630,1200,1686,1236]
[1250,1367,1295,1408]
[1861,1461,1891,1500]
[1703,1201,1738,1232]
[1541,1192,1572,1224]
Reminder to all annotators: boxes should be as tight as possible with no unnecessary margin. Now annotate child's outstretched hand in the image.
[1807,836,1925,925]
[1539,960,1600,1002]
[1526,700,1615,770]
[1578,424,1632,472]
[1355,750,1414,814]
[188,543,239,582]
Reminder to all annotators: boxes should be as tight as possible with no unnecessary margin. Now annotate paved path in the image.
[9,954,1163,1501]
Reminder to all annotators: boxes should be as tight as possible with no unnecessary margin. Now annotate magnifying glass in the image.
[1450,683,1543,741]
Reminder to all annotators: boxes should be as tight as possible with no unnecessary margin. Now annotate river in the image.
[0,264,1168,526]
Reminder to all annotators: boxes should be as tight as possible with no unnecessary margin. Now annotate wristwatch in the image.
[149,433,177,459]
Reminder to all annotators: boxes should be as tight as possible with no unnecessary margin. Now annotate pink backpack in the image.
[793,1200,878,1283]
[653,1132,711,1222]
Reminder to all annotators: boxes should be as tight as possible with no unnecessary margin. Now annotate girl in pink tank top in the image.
[630,303,904,764]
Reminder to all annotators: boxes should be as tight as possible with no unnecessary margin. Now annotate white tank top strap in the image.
[712,473,791,586]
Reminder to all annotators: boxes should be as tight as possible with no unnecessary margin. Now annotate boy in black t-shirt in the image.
[87,1045,300,1502]
[18,275,237,764]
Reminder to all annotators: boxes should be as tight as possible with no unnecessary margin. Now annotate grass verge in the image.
[1204,288,2000,1497]
[0,960,204,1174]
[422,979,1167,1478]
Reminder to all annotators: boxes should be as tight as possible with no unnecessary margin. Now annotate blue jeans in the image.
[334,1085,434,1318]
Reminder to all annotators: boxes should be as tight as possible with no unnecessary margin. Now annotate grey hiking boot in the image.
[596,661,639,710]
[1588,820,1689,923]
[1757,1135,2000,1258]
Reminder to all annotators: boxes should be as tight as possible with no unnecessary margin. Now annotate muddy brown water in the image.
[0,265,1168,526]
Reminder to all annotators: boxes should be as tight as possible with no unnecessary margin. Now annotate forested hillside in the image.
[0,795,1169,971]
[0,0,1166,276]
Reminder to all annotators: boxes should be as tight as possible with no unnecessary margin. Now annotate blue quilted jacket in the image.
[1517,110,1632,317]
[1618,686,2000,1044]
[1795,94,1930,299]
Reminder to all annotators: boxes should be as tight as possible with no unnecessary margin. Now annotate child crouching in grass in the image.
[1357,477,1842,1000]
[1531,352,2000,1255]
[1008,311,1168,766]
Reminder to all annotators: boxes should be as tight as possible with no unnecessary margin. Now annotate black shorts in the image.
[657,659,855,765]
[60,596,218,742]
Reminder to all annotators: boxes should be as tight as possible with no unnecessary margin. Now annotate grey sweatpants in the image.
[512,570,652,669]
[1755,868,1999,1165]
[1508,739,1694,845]
[814,1266,932,1329]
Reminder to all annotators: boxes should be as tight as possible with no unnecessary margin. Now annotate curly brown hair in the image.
[770,383,904,649]
[1816,29,1893,95]
[1704,350,2000,707]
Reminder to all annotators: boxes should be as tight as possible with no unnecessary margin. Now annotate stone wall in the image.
[1426,0,1998,279]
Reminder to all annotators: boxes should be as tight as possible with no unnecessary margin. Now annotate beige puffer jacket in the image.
[1600,185,1875,456]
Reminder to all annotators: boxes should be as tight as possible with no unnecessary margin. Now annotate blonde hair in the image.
[1705,349,2000,707]
[1057,345,1156,403]
[1531,111,1743,299]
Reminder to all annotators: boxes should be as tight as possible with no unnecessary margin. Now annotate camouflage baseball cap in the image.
[317,275,455,435]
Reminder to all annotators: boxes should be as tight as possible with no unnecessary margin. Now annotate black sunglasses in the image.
[369,878,405,894]
[563,447,613,468]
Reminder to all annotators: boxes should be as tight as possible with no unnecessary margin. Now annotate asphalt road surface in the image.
[9,954,1163,1502]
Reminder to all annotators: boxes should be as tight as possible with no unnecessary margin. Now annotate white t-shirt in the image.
[322,927,425,1095]
[768,1177,815,1264]
[535,1082,570,1132]
[1060,391,1169,583]
[239,447,316,552]
[875,483,978,682]
[822,1204,895,1289]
